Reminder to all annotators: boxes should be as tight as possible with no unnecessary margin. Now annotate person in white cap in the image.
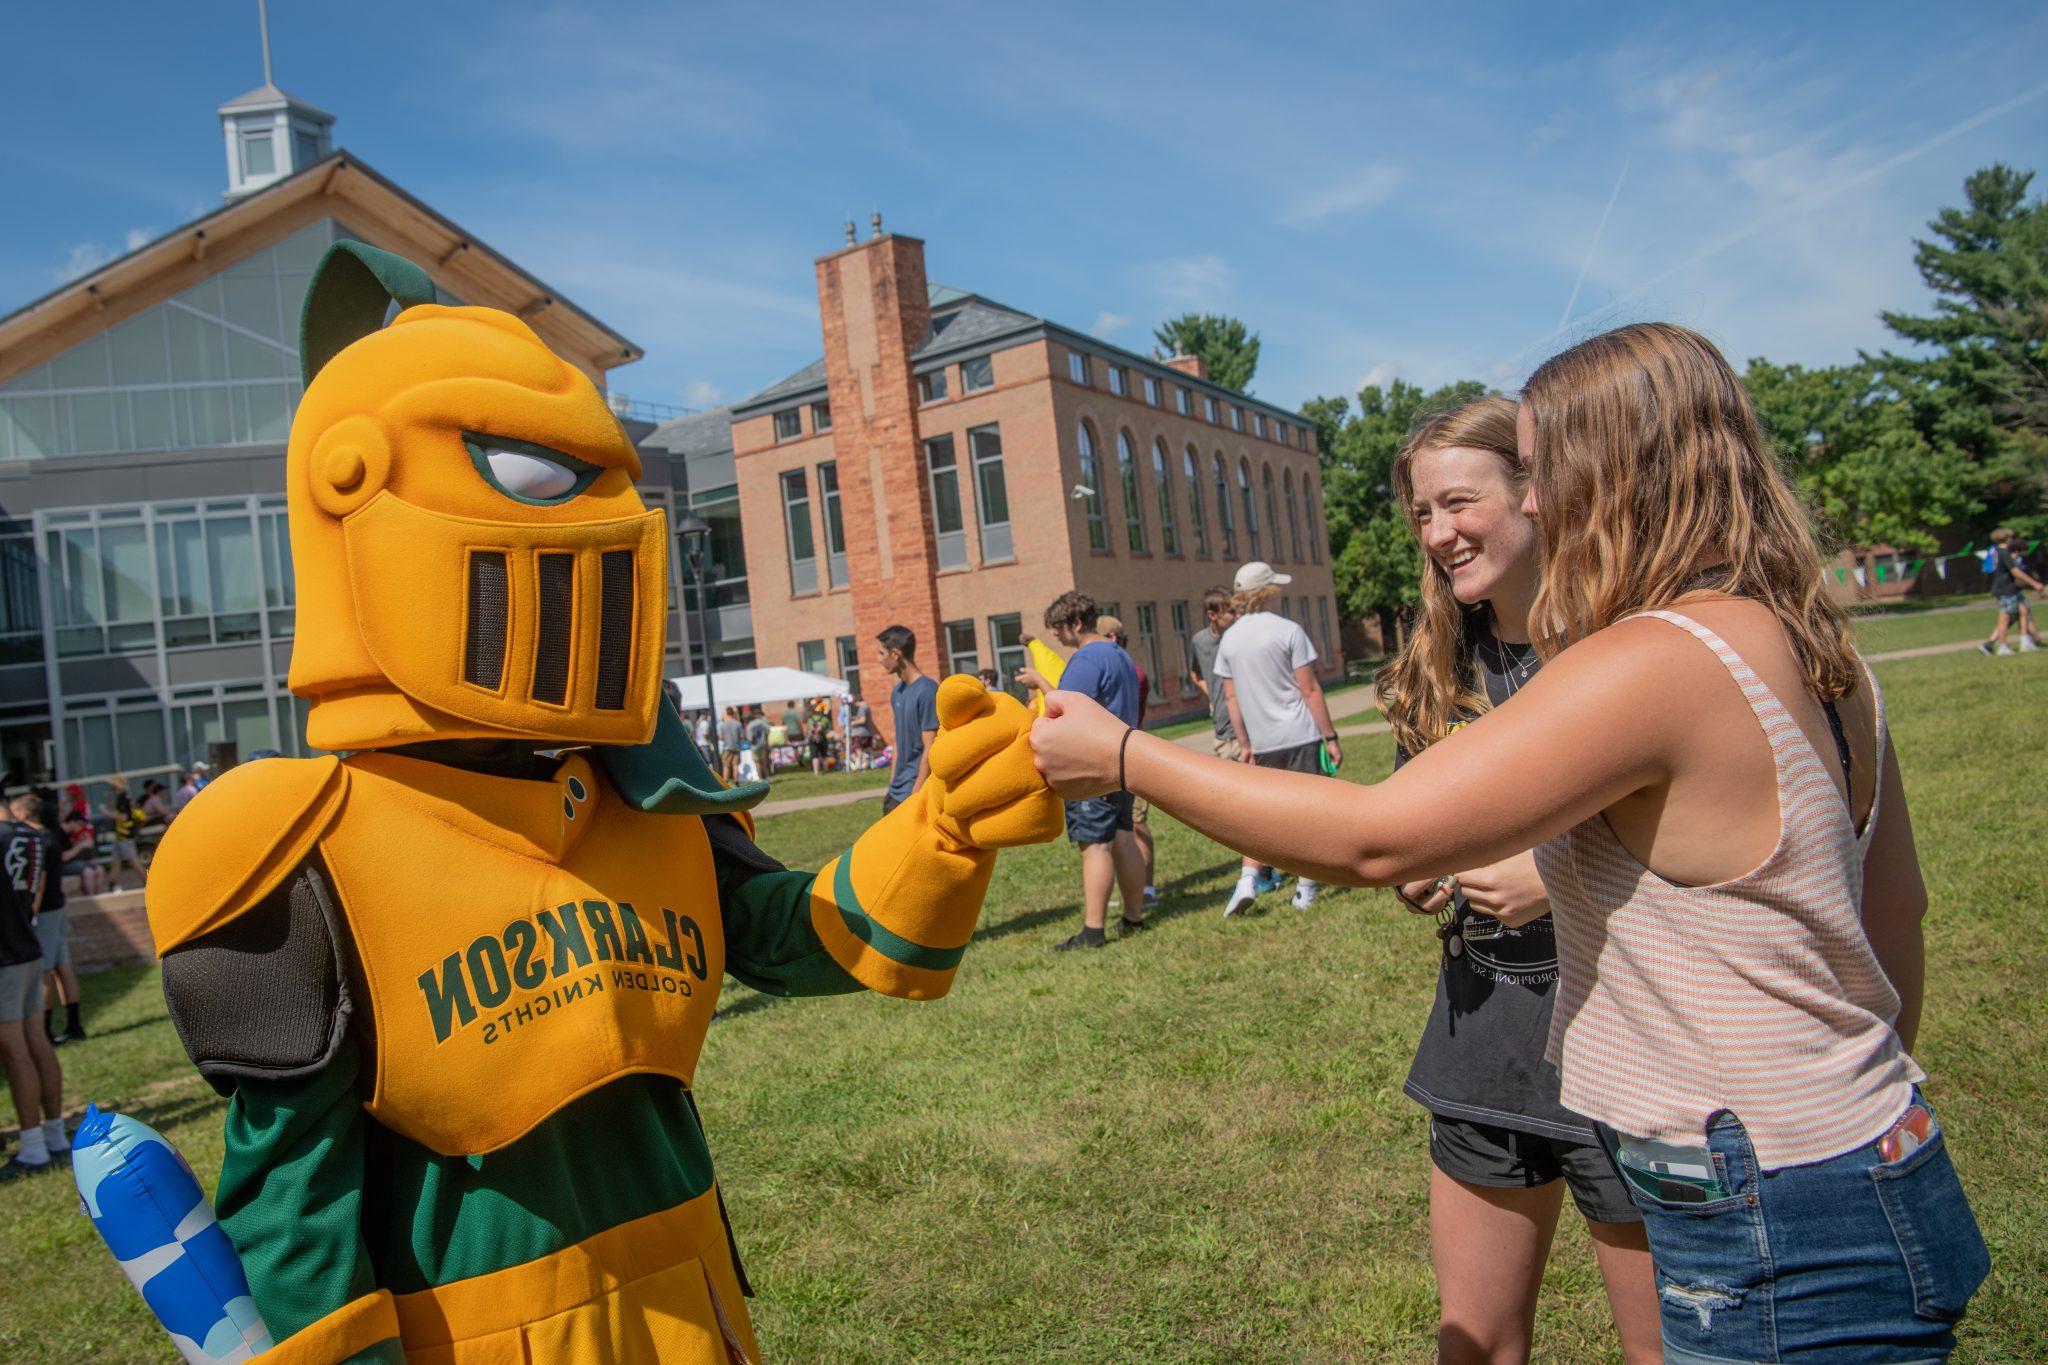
[1213,561,1340,914]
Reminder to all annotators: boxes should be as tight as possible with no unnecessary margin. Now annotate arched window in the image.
[1152,438,1179,556]
[1305,482,1322,563]
[1117,429,1146,553]
[1184,446,1208,556]
[1077,422,1107,552]
[1213,453,1236,558]
[1262,464,1281,562]
[1284,469,1302,563]
[1238,458,1260,559]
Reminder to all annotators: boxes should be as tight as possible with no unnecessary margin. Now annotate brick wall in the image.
[66,894,158,969]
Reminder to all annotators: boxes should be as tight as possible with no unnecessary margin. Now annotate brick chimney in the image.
[814,228,940,743]
[1165,353,1209,381]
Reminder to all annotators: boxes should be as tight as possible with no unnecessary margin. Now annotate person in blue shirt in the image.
[877,624,940,814]
[1032,591,1148,951]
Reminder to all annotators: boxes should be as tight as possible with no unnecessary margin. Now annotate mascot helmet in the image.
[285,243,668,752]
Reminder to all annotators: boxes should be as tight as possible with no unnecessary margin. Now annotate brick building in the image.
[727,226,1340,745]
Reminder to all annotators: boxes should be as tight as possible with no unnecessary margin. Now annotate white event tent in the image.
[666,667,848,713]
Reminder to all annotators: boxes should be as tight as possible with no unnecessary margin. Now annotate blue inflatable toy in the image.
[72,1104,274,1362]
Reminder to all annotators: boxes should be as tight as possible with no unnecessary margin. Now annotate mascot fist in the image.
[922,675,1064,850]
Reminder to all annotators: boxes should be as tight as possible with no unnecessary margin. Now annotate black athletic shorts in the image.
[1065,792,1134,846]
[1253,740,1323,774]
[1429,1114,1641,1224]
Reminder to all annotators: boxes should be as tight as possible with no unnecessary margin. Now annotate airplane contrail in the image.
[1492,76,2048,377]
[1558,159,1629,332]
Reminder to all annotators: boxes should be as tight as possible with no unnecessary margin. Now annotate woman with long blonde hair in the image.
[1033,323,1988,1361]
[1376,396,1657,1364]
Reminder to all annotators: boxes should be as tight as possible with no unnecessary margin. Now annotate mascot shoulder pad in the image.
[146,756,348,955]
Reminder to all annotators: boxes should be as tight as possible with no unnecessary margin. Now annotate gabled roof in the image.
[642,406,735,460]
[737,358,828,410]
[918,296,1040,358]
[0,150,641,387]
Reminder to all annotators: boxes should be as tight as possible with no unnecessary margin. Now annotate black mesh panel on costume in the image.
[464,551,509,689]
[532,552,575,705]
[594,550,635,711]
[162,865,347,1092]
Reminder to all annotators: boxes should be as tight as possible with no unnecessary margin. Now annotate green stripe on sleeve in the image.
[833,853,967,972]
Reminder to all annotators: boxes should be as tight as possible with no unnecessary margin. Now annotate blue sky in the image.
[6,2,2046,416]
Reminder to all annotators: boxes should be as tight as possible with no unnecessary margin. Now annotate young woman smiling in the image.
[1029,324,1988,1362]
[1379,397,1657,1364]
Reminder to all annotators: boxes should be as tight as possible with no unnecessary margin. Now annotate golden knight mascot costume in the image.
[145,243,1063,1364]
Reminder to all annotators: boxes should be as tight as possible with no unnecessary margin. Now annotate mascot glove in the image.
[809,676,1060,999]
[919,675,1065,851]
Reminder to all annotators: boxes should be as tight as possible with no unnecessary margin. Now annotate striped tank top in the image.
[1535,611,1923,1170]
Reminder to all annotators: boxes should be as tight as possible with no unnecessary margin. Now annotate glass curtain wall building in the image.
[0,216,679,792]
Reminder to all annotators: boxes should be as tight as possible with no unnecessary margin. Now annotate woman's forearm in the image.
[1122,730,1419,886]
[1863,902,1926,1053]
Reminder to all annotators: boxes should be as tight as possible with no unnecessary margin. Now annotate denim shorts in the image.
[1599,1094,1989,1363]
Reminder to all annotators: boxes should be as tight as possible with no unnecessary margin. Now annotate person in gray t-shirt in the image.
[1187,587,1239,759]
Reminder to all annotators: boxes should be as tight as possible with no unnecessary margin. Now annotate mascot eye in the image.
[464,434,602,505]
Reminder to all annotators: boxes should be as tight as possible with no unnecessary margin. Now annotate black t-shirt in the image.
[1990,546,2019,597]
[37,827,64,913]
[1397,617,1597,1144]
[0,820,42,967]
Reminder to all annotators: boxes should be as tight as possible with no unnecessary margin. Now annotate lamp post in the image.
[676,513,718,731]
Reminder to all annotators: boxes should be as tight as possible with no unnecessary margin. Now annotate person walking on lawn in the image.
[878,625,940,815]
[0,803,64,1181]
[1042,592,1149,950]
[1979,527,2044,655]
[1099,615,1159,912]
[1215,561,1342,916]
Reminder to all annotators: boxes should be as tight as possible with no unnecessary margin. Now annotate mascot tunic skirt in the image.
[145,242,1063,1364]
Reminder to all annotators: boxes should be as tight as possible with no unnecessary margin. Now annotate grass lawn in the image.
[1853,595,2006,656]
[3,648,2042,1361]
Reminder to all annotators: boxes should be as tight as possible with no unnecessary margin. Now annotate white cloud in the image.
[1139,253,1232,308]
[52,226,153,283]
[679,378,726,409]
[1279,163,1404,229]
[1091,309,1131,336]
[1355,363,1399,392]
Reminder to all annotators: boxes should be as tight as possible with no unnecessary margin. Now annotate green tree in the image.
[1875,164,2048,534]
[1744,358,1980,555]
[1153,314,1261,393]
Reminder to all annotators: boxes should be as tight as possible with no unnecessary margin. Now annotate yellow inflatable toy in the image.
[146,243,1062,1363]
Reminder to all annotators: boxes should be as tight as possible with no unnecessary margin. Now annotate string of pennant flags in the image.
[1832,538,2044,587]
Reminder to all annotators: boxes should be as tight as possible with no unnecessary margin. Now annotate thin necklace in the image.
[1484,631,1537,696]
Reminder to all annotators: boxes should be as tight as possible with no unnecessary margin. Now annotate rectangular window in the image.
[797,639,826,674]
[773,408,801,441]
[1069,351,1090,385]
[960,355,994,392]
[924,435,968,570]
[989,614,1027,703]
[836,634,862,701]
[1136,603,1162,702]
[1317,596,1334,661]
[780,468,817,594]
[919,369,949,403]
[1143,375,1160,406]
[1253,412,1266,438]
[1204,396,1219,423]
[1176,387,1192,416]
[1275,420,1288,446]
[1170,600,1196,695]
[1230,406,1243,431]
[1108,365,1127,397]
[241,130,275,178]
[818,461,848,588]
[1298,427,1309,451]
[945,620,979,676]
[968,424,1013,561]
[811,400,832,431]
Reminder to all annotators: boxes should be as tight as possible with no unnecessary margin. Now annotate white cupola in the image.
[217,2,334,199]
